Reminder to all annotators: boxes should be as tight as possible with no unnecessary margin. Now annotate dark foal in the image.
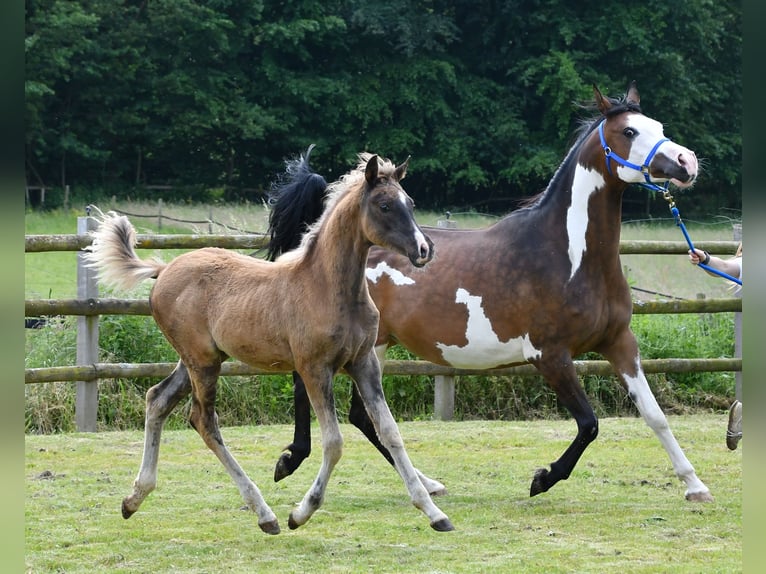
[85,153,455,534]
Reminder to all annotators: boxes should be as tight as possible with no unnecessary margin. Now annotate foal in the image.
[85,154,454,533]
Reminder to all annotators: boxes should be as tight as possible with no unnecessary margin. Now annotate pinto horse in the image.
[270,82,713,503]
[83,153,457,534]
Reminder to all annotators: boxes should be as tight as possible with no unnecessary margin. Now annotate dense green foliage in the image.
[25,0,741,217]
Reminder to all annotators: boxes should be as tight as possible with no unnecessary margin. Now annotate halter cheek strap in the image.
[598,120,670,193]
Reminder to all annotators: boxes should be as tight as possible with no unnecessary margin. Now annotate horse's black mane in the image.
[266,144,328,261]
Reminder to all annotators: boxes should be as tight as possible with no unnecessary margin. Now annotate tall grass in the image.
[25,202,740,434]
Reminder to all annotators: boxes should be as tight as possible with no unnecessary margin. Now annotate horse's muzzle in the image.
[410,235,434,267]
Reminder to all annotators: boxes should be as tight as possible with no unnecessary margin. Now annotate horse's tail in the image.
[83,209,166,292]
[266,144,328,261]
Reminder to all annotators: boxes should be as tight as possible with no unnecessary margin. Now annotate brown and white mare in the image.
[84,153,456,534]
[272,83,713,503]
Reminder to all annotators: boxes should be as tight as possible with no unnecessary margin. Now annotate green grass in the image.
[25,416,741,573]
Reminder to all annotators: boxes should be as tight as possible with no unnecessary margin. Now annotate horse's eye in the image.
[623,128,637,138]
[379,203,390,212]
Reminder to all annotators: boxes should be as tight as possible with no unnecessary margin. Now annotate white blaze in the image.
[436,288,541,368]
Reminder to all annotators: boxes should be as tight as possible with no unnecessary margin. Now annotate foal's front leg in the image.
[345,353,453,532]
[287,366,344,529]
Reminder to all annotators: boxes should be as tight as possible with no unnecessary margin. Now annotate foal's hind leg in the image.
[274,371,312,482]
[187,363,280,534]
[601,331,712,502]
[529,354,599,497]
[122,361,192,519]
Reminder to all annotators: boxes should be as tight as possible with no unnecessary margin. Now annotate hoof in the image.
[121,500,136,519]
[430,518,455,532]
[686,490,714,503]
[259,519,281,535]
[273,454,293,483]
[529,468,550,497]
[287,513,301,530]
[274,450,303,482]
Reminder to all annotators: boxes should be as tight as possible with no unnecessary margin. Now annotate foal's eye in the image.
[379,203,390,212]
[623,128,637,138]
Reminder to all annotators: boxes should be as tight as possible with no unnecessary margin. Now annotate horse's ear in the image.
[395,156,411,181]
[625,80,640,105]
[365,154,379,187]
[593,84,611,114]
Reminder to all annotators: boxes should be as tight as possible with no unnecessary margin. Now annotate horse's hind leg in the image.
[530,355,599,497]
[348,383,447,495]
[602,331,712,502]
[122,360,191,519]
[187,364,280,534]
[274,371,312,482]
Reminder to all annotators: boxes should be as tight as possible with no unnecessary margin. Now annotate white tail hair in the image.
[83,208,166,292]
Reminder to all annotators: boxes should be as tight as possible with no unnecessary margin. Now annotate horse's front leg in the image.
[288,366,343,530]
[274,371,313,482]
[345,352,453,532]
[122,361,191,519]
[601,330,713,502]
[529,353,599,497]
[348,383,447,496]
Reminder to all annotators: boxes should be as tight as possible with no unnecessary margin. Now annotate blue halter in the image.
[598,119,742,286]
[597,119,670,193]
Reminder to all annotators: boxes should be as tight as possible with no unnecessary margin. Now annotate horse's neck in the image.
[543,160,626,264]
[308,193,371,300]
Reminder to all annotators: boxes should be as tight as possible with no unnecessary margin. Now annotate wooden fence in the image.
[25,217,742,431]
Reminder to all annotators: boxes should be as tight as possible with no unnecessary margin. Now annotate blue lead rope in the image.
[670,206,742,285]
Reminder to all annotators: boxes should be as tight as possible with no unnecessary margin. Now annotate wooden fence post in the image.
[75,216,99,432]
[434,375,455,421]
[434,214,457,420]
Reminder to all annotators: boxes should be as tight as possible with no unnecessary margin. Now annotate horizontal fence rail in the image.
[23,296,743,318]
[25,234,739,254]
[25,358,741,385]
[25,223,742,429]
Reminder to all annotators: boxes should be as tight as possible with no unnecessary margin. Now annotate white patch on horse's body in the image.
[366,262,415,286]
[436,288,541,368]
[566,164,605,281]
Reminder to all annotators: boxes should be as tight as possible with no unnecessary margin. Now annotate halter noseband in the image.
[598,119,670,193]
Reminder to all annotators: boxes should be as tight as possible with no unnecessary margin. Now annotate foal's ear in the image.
[395,156,411,181]
[625,80,640,105]
[365,154,379,187]
[593,84,611,115]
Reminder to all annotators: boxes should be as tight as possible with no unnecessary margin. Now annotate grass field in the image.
[25,416,741,573]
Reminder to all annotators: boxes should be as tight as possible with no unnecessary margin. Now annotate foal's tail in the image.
[83,209,166,292]
[266,144,328,261]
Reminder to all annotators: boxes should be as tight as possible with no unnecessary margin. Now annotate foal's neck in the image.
[309,189,372,300]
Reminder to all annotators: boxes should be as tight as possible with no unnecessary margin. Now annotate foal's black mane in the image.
[516,94,642,210]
